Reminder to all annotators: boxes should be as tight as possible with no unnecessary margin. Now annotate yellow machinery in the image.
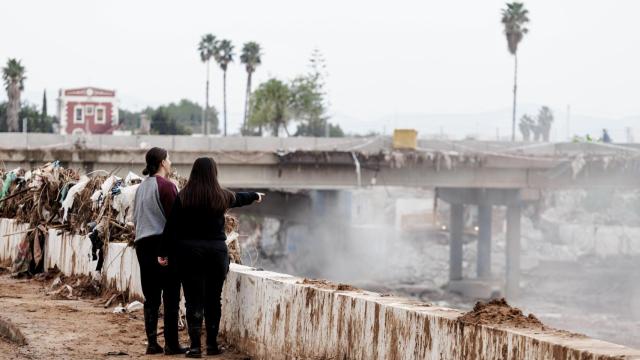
[392,129,418,150]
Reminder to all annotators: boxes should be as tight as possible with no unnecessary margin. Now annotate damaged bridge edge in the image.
[1,218,639,359]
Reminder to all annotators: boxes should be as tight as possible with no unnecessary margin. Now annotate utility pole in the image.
[566,105,571,141]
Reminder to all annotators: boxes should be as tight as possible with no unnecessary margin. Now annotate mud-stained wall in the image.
[220,266,640,360]
[0,220,27,265]
[1,218,639,360]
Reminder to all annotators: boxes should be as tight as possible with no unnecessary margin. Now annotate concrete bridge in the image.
[2,133,639,190]
[2,133,639,299]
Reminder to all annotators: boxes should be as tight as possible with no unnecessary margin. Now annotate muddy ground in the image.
[0,275,249,360]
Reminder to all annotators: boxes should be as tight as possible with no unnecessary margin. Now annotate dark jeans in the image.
[176,241,229,346]
[135,236,182,347]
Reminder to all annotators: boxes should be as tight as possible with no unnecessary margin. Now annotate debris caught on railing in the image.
[1,162,243,278]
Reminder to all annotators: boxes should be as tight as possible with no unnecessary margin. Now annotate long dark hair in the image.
[143,147,167,176]
[179,157,234,212]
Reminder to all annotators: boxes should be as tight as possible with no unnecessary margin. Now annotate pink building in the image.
[57,87,119,134]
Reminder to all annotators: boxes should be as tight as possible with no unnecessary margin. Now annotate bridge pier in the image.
[477,192,492,279]
[506,203,521,298]
[449,204,464,281]
[438,188,536,299]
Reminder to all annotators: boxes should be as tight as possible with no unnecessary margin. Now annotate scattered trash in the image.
[113,303,126,314]
[105,351,128,356]
[125,301,143,312]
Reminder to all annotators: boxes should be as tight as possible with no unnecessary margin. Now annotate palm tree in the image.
[2,59,26,132]
[198,34,218,135]
[214,39,234,136]
[240,42,262,134]
[501,2,530,141]
[248,79,291,136]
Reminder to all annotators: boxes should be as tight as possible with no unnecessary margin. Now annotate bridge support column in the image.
[477,197,492,279]
[449,203,464,282]
[506,204,521,299]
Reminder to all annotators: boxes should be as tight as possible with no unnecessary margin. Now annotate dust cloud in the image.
[238,187,640,349]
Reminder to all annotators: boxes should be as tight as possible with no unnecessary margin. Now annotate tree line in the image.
[1,59,53,132]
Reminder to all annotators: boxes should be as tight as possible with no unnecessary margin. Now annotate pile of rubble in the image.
[0,162,242,277]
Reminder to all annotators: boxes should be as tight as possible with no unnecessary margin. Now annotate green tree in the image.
[290,75,327,136]
[150,106,191,135]
[41,90,47,120]
[119,100,217,134]
[198,34,218,135]
[240,42,262,134]
[0,102,52,133]
[537,106,554,142]
[518,114,534,141]
[290,49,343,137]
[501,2,530,142]
[248,79,291,136]
[215,39,234,136]
[118,108,142,130]
[2,59,26,132]
[21,103,52,133]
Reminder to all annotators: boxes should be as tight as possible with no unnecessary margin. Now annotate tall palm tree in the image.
[2,59,26,132]
[240,42,262,134]
[214,39,234,136]
[501,2,530,141]
[198,34,217,135]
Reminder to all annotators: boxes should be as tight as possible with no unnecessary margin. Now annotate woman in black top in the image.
[161,157,263,358]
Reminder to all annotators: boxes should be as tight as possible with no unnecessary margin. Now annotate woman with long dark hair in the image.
[133,147,185,355]
[161,157,263,358]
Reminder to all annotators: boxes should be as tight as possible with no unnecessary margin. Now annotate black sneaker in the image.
[164,344,187,355]
[206,346,223,356]
[146,342,164,355]
[185,348,202,358]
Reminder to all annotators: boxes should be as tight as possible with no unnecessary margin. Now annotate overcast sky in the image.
[2,0,639,136]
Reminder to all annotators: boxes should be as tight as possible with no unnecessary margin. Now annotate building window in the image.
[74,106,84,123]
[96,107,105,124]
[85,105,94,115]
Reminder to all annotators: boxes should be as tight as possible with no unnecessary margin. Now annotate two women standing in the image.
[133,148,263,358]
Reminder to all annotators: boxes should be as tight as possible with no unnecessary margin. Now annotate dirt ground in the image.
[0,275,249,360]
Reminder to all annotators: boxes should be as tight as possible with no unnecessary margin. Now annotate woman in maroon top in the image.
[162,157,263,358]
[133,147,185,355]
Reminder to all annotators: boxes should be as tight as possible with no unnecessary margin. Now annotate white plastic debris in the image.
[113,303,127,314]
[125,301,144,312]
[112,183,140,223]
[571,154,586,179]
[61,176,90,222]
[125,171,143,186]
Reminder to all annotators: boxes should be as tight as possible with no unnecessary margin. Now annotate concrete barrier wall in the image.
[1,218,639,359]
[0,220,28,264]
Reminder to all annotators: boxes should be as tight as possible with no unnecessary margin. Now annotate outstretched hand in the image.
[256,192,265,203]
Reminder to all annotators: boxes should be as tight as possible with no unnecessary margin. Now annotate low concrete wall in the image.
[0,220,28,265]
[1,218,639,359]
[44,227,143,298]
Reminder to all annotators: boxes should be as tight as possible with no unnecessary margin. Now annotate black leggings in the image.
[176,241,229,344]
[136,236,182,346]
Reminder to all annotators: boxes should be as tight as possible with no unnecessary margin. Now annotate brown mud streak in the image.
[372,303,380,358]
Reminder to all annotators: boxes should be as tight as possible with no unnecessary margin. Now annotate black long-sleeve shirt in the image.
[160,192,259,256]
